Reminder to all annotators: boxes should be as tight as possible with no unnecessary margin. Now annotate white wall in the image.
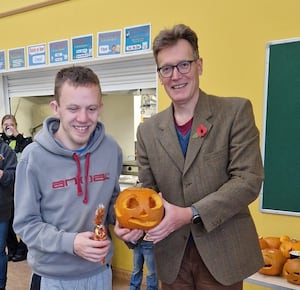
[101,93,135,161]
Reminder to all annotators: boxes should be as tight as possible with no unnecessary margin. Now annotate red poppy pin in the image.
[192,124,207,139]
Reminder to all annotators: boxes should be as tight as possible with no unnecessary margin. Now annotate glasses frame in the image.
[157,59,197,78]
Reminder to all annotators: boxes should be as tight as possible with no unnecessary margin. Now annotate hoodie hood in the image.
[35,116,105,157]
[35,116,106,204]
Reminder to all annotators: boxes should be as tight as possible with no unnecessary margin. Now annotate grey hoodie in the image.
[13,117,122,279]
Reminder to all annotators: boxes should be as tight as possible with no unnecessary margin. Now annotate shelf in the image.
[245,273,300,290]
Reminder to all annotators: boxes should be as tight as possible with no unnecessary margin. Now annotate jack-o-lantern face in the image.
[259,248,286,276]
[280,239,300,258]
[282,258,300,285]
[115,187,164,230]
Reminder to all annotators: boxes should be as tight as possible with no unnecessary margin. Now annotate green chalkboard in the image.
[261,38,300,215]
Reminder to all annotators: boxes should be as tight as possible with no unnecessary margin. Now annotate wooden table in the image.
[245,273,300,290]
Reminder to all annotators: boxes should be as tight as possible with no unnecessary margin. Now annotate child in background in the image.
[129,239,158,290]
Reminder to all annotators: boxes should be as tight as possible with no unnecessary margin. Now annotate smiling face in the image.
[50,82,102,150]
[114,187,164,230]
[157,39,203,106]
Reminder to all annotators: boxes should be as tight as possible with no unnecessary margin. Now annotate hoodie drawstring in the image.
[73,153,91,204]
[83,153,91,203]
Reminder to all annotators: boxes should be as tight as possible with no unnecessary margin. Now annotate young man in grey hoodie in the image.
[14,66,123,290]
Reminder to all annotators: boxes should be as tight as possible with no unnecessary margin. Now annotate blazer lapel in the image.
[184,91,213,175]
[157,106,185,173]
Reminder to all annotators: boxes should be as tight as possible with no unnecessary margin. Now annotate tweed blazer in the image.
[136,90,264,286]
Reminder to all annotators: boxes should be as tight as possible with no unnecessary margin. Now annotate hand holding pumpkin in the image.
[113,220,144,244]
[146,197,193,244]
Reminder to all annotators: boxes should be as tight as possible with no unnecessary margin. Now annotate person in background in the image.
[129,239,158,290]
[1,115,33,158]
[1,114,32,262]
[0,139,17,290]
[13,66,123,290]
[115,24,264,290]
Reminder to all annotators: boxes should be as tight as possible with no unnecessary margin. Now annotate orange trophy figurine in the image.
[93,204,107,264]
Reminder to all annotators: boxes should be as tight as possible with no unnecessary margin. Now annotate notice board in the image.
[261,38,300,216]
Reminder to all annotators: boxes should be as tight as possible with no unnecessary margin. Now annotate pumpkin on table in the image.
[282,258,300,285]
[258,236,269,249]
[280,238,300,258]
[259,248,287,276]
[264,236,281,249]
[115,187,164,230]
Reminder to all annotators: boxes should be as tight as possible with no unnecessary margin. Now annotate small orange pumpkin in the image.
[115,187,164,230]
[258,236,269,249]
[259,248,286,276]
[280,235,291,243]
[282,258,300,285]
[264,237,281,249]
[281,239,300,258]
[291,240,300,251]
[281,239,293,258]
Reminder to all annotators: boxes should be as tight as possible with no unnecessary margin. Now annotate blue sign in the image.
[8,47,25,70]
[124,24,151,53]
[72,34,93,60]
[0,50,5,71]
[49,39,69,64]
[98,30,121,56]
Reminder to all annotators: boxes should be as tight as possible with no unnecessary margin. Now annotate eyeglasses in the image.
[157,60,196,78]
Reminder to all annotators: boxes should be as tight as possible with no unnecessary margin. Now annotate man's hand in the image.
[114,220,144,243]
[73,232,111,263]
[144,196,192,244]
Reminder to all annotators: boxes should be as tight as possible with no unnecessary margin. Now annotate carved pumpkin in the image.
[259,248,286,276]
[282,258,300,285]
[115,187,164,230]
[280,239,300,258]
[280,235,291,243]
[291,240,300,251]
[258,236,269,249]
[281,239,293,258]
[264,236,281,249]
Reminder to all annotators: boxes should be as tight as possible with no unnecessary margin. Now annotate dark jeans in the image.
[30,273,41,290]
[161,238,243,290]
[0,221,9,289]
[6,215,18,255]
[6,210,27,256]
